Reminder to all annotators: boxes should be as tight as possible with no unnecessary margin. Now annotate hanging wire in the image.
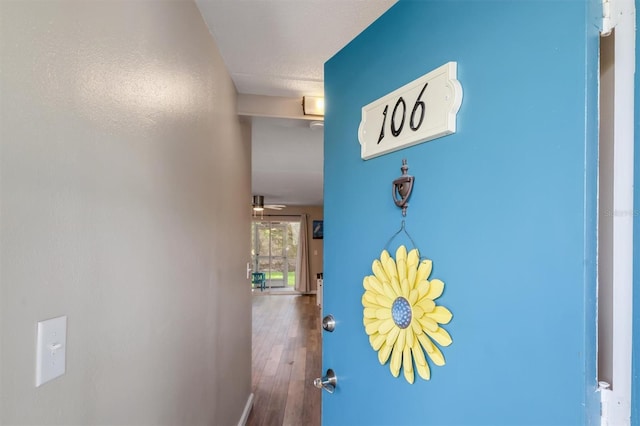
[384,220,418,253]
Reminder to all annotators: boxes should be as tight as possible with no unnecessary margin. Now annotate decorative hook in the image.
[392,159,414,217]
[384,220,418,252]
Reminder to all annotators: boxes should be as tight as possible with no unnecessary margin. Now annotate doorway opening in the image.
[251,220,300,291]
[598,26,615,389]
[597,2,635,422]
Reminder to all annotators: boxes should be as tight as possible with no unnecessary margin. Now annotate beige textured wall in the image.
[256,205,323,290]
[0,1,252,425]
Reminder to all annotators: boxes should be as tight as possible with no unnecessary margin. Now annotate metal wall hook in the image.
[384,220,418,252]
[392,159,414,217]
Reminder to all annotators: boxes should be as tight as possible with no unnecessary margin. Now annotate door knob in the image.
[322,314,335,332]
[313,368,337,393]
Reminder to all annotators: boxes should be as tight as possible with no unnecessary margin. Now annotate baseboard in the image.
[237,392,254,426]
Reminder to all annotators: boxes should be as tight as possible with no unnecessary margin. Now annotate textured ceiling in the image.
[197,0,396,98]
[196,0,397,205]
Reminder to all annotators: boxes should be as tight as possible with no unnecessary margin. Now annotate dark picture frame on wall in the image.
[312,220,323,239]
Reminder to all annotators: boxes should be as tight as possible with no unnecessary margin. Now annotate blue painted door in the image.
[323,1,601,425]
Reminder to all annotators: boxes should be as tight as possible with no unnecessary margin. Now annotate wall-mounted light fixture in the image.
[302,96,324,116]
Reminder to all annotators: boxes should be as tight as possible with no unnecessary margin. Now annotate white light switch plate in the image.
[35,316,67,387]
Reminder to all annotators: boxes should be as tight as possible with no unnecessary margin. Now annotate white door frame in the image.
[599,1,635,425]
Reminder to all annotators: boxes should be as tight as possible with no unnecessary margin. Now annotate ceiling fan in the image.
[252,195,286,212]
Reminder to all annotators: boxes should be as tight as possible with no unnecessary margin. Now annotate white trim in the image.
[237,392,254,426]
[602,0,617,36]
[600,383,613,424]
[600,1,635,425]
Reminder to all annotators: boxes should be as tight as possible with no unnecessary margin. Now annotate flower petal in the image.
[390,276,402,298]
[425,341,445,366]
[376,308,391,320]
[372,260,390,285]
[363,307,377,319]
[414,259,433,287]
[425,279,444,300]
[410,317,423,336]
[396,328,406,351]
[362,294,383,310]
[370,333,386,351]
[426,306,453,324]
[390,338,403,377]
[385,326,400,347]
[413,339,432,380]
[407,248,420,269]
[416,361,431,381]
[408,289,419,305]
[376,294,393,308]
[412,305,424,319]
[362,276,370,290]
[417,280,430,299]
[405,325,415,348]
[408,269,417,290]
[396,250,407,282]
[365,318,386,334]
[425,326,453,347]
[363,316,377,326]
[411,339,427,366]
[416,297,436,313]
[364,276,384,295]
[365,319,384,335]
[401,278,410,298]
[403,346,414,384]
[378,318,396,335]
[378,344,392,364]
[397,259,407,283]
[395,245,407,263]
[380,249,391,265]
[364,290,380,305]
[363,291,378,305]
[384,257,399,282]
[418,315,439,332]
[382,283,397,301]
[417,333,436,354]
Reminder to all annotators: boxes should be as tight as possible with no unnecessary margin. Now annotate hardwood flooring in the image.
[247,294,322,426]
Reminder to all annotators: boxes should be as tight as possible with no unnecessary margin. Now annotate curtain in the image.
[295,214,311,293]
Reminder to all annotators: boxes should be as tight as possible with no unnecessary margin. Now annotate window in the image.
[251,220,300,289]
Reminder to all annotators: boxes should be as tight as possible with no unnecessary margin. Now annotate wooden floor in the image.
[247,293,321,426]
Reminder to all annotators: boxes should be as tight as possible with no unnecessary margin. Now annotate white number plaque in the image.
[358,62,463,160]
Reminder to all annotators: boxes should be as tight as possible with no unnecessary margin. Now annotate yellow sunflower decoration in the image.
[362,245,453,383]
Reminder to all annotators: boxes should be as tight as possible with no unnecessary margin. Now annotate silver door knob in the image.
[313,368,337,393]
[322,314,335,332]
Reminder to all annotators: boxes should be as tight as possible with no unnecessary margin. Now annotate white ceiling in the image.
[251,117,324,205]
[196,0,397,205]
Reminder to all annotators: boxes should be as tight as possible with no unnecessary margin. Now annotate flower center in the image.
[391,297,412,329]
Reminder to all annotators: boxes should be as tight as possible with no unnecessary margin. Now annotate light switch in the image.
[35,316,67,387]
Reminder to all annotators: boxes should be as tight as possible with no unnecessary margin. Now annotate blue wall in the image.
[323,1,600,424]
